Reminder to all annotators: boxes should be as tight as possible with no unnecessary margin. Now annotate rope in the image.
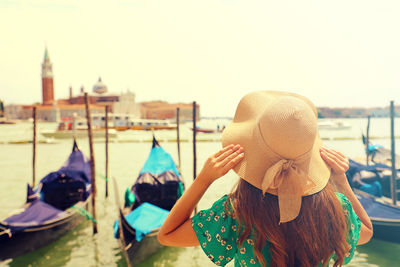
[97,171,109,182]
[70,206,97,223]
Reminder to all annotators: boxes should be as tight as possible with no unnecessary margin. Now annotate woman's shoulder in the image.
[194,194,235,221]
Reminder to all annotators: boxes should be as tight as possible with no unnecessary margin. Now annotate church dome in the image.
[92,77,107,94]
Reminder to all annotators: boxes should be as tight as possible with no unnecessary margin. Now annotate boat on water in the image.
[0,119,16,125]
[191,127,216,133]
[91,114,177,131]
[348,159,399,198]
[0,141,93,261]
[355,190,400,243]
[346,159,400,243]
[190,125,225,134]
[113,136,184,266]
[318,120,352,130]
[41,117,118,139]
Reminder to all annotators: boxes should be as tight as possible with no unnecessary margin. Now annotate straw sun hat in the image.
[222,91,331,223]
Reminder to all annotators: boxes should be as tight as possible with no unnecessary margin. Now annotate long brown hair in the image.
[226,180,350,267]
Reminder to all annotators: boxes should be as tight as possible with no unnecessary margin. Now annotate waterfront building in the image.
[140,101,199,122]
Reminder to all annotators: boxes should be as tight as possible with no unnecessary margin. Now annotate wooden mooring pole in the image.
[176,107,181,171]
[84,92,98,234]
[32,107,37,187]
[366,115,371,166]
[390,101,397,205]
[193,102,197,213]
[105,105,109,198]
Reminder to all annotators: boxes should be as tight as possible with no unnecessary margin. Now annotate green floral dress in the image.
[191,193,361,267]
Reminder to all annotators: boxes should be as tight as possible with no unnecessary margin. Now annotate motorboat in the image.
[41,117,117,139]
[318,120,352,130]
[91,114,177,131]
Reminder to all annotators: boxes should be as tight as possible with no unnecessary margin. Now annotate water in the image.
[1,118,400,266]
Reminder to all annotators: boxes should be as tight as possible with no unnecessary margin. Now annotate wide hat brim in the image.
[222,91,331,198]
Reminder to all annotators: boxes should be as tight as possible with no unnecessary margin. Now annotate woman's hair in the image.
[226,179,350,267]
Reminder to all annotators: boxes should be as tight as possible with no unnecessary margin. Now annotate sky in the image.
[1,0,400,117]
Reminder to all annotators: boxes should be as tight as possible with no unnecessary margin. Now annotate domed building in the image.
[92,77,108,94]
[67,77,119,105]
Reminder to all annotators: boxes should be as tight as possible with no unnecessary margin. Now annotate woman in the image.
[158,91,373,266]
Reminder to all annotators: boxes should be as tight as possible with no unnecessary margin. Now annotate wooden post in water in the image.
[105,105,109,198]
[390,101,397,205]
[193,102,197,213]
[176,107,181,170]
[366,115,371,166]
[84,92,98,234]
[32,107,37,187]
[193,102,197,179]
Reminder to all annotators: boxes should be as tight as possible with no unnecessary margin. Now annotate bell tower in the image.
[41,47,54,105]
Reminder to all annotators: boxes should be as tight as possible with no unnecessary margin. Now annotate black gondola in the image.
[355,189,400,243]
[0,141,92,261]
[114,137,184,266]
[347,159,400,243]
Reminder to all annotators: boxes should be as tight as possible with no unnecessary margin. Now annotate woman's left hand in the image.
[198,144,244,185]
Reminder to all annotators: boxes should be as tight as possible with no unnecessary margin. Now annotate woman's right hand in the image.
[320,146,349,187]
[197,144,244,185]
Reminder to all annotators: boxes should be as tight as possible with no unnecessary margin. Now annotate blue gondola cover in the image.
[114,203,169,242]
[139,146,180,177]
[130,138,184,211]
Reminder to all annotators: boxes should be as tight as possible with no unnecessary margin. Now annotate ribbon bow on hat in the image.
[261,155,317,223]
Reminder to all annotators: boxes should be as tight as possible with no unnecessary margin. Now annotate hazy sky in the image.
[1,0,400,116]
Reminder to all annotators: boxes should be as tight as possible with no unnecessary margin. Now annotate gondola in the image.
[191,127,216,134]
[347,159,399,200]
[355,190,400,243]
[0,141,92,261]
[346,159,400,243]
[114,136,184,266]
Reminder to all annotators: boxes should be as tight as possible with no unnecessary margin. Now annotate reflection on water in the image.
[1,119,400,266]
[7,221,89,267]
[356,238,400,266]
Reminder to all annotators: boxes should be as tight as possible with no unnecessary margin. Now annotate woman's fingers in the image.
[331,150,349,171]
[213,144,235,158]
[322,147,348,164]
[320,147,348,173]
[321,150,344,173]
[219,147,244,167]
[332,149,347,160]
[221,151,244,174]
[320,149,335,167]
[215,144,241,162]
[200,145,244,182]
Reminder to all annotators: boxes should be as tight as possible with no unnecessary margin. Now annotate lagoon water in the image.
[1,118,400,267]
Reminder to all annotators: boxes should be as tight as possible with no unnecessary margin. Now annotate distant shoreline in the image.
[317,106,400,118]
